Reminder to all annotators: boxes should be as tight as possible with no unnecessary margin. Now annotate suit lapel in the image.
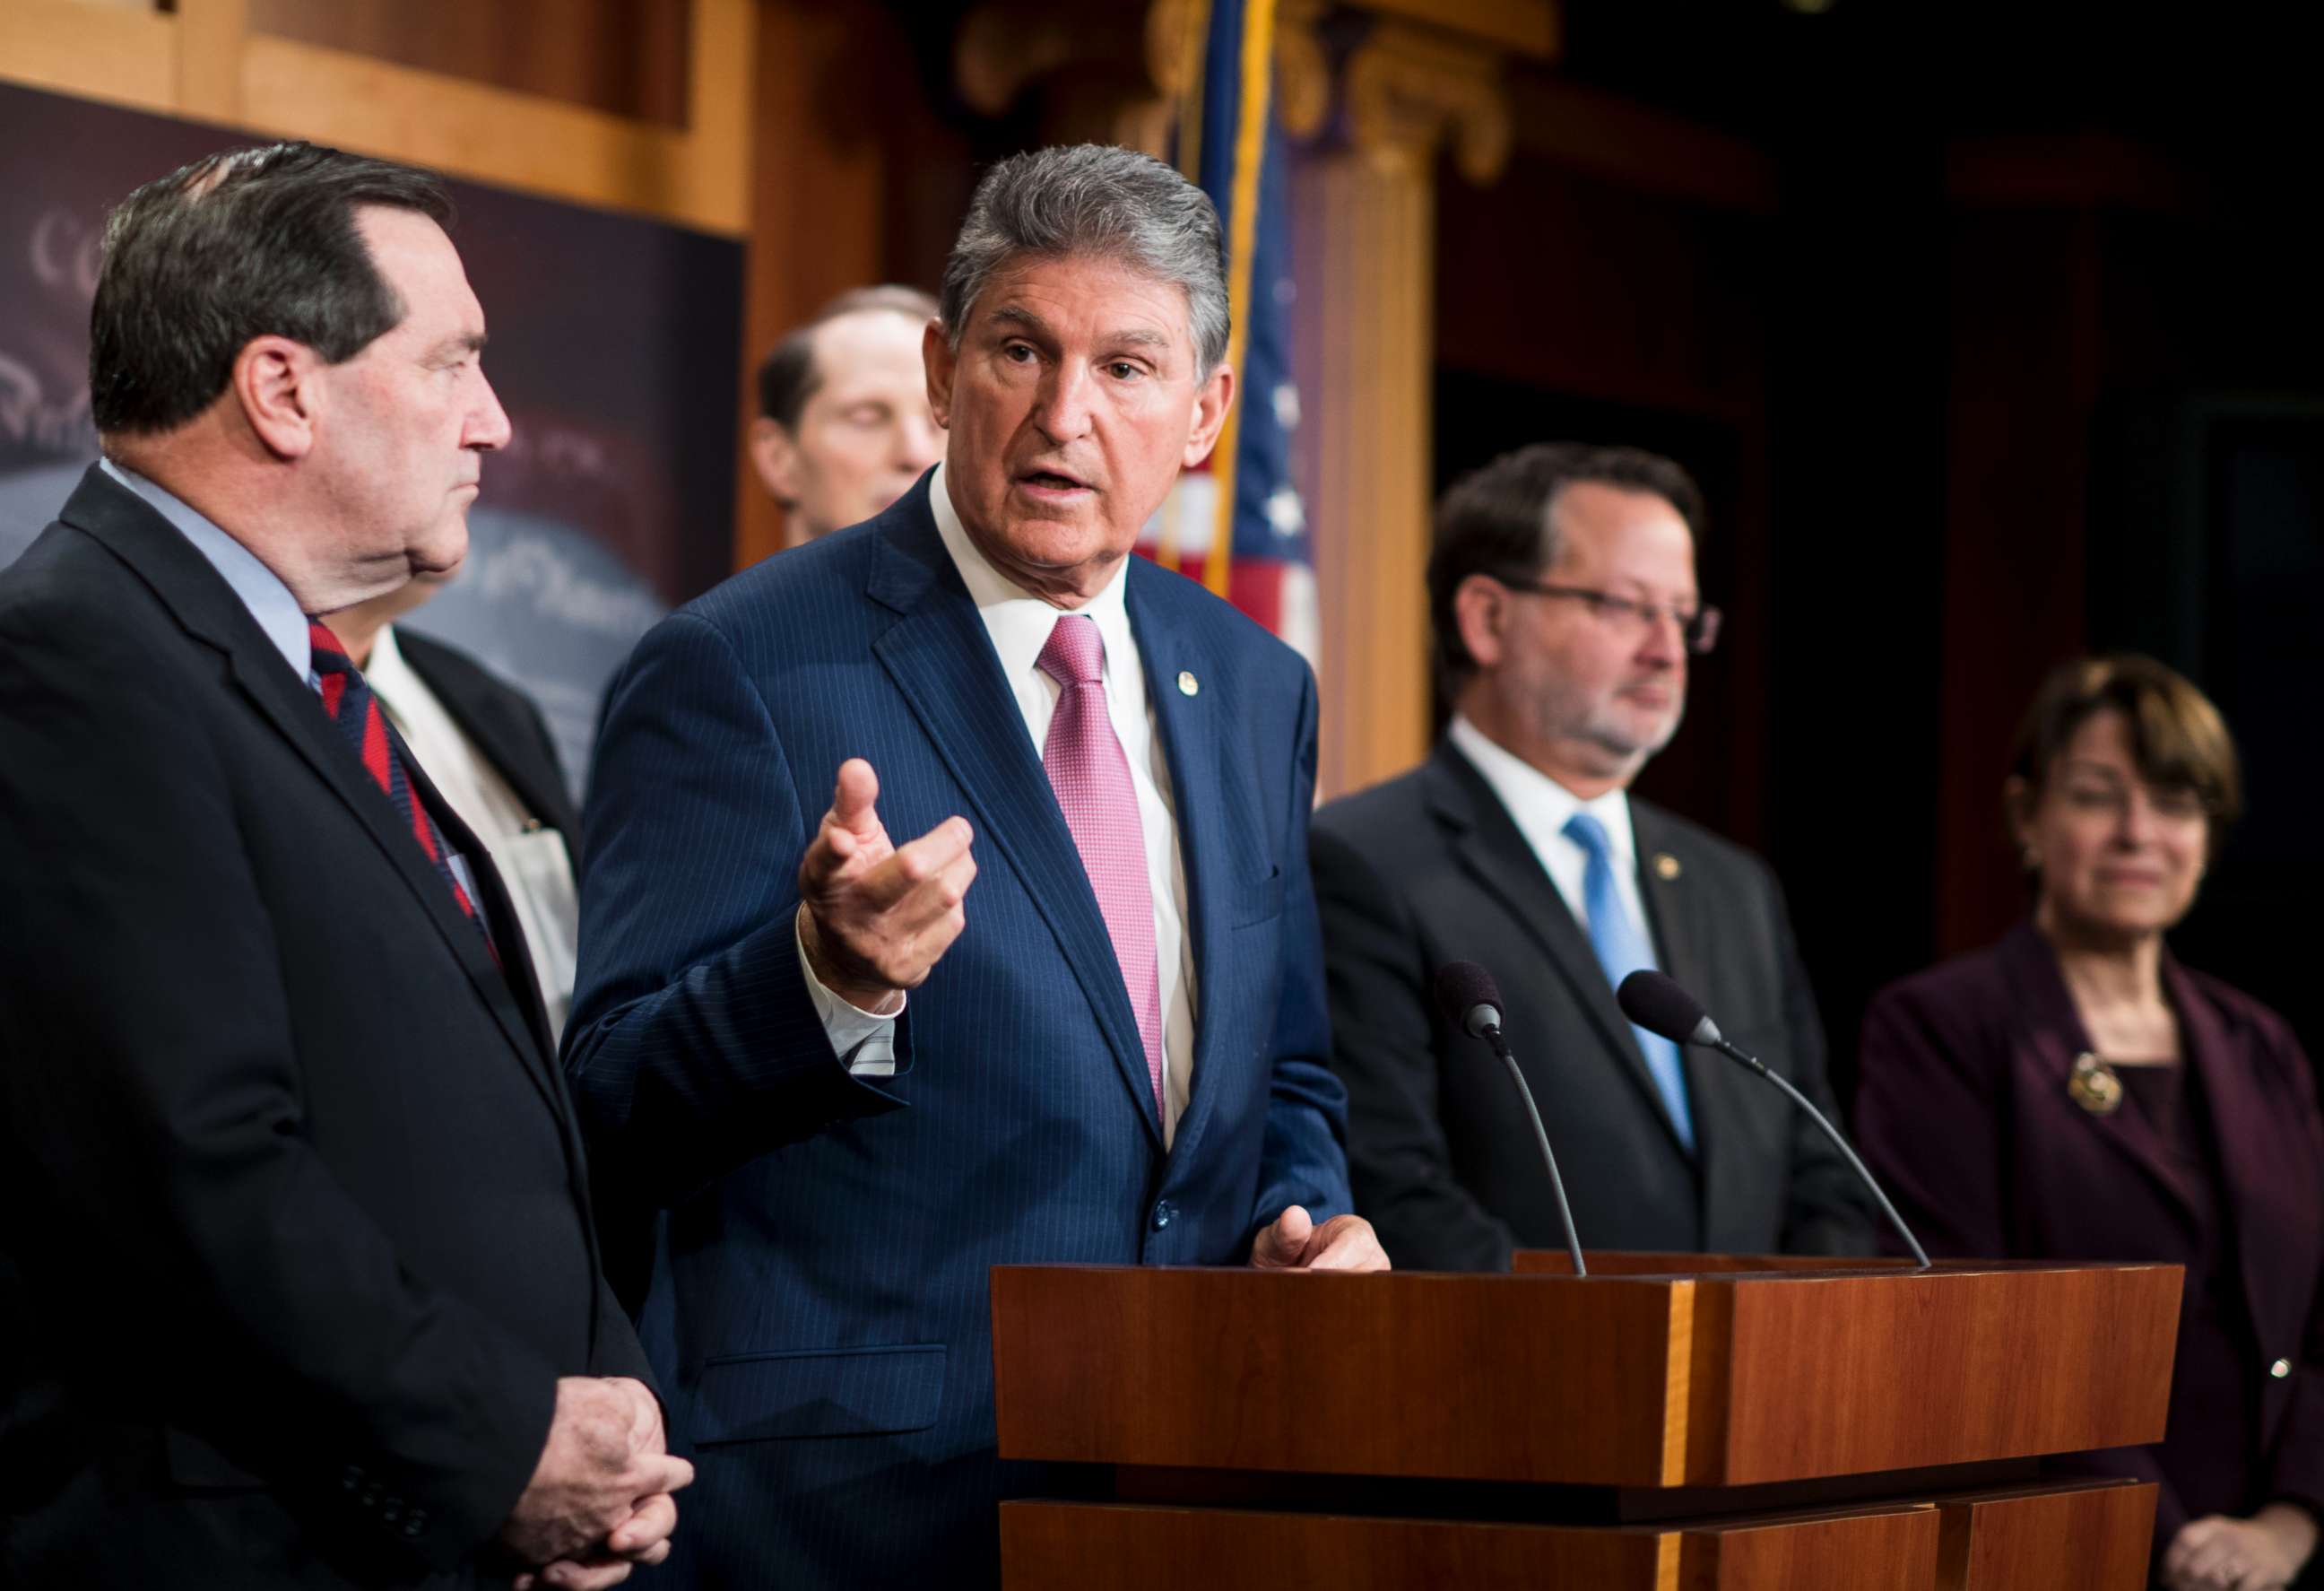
[1632,804,1737,1197]
[1426,747,1688,1148]
[65,470,561,1110]
[866,500,1162,1145]
[397,631,579,841]
[404,751,568,1118]
[1124,564,1265,1168]
[2166,957,2285,1340]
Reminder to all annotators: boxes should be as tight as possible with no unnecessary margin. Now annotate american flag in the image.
[1141,0,1318,663]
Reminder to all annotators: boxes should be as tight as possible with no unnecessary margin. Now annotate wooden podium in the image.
[990,1254,2180,1589]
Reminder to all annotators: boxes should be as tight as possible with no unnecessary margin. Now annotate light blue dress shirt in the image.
[100,457,486,905]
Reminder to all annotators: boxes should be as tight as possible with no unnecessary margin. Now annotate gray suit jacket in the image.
[1310,741,1876,1270]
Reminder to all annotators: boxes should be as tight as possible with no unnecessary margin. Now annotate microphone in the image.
[1617,970,1932,1268]
[1434,961,1587,1278]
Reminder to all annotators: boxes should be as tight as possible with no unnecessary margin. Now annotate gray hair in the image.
[939,144,1230,378]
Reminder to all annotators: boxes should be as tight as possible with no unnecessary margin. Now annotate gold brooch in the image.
[2068,1052,2122,1117]
[1652,853,1682,881]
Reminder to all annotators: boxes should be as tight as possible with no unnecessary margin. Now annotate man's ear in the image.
[923,318,956,430]
[748,417,801,507]
[1181,360,1236,469]
[1452,574,1511,673]
[231,335,320,460]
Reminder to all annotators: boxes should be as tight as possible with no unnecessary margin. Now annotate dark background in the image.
[1428,0,2324,1097]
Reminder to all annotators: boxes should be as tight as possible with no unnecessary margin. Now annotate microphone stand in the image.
[1479,1020,1588,1278]
[1709,1039,1932,1270]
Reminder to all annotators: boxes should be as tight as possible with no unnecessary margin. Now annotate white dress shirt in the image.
[365,625,582,1043]
[1445,712,1651,939]
[803,463,1199,1145]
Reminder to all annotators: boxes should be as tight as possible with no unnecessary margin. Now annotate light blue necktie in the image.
[1562,811,1695,1151]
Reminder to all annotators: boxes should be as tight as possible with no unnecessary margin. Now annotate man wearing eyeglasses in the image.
[1310,442,1877,1269]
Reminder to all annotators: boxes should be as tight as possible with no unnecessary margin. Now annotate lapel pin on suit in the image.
[1652,852,1681,881]
[2068,1051,2123,1116]
[1176,670,1200,697]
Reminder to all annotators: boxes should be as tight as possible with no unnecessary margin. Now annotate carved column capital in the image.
[1342,18,1512,184]
[955,0,1206,155]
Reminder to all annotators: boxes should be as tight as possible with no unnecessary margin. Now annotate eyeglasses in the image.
[1495,577,1723,656]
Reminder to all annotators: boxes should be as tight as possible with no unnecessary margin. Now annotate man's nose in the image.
[1636,607,1686,665]
[1031,365,1094,445]
[467,371,513,452]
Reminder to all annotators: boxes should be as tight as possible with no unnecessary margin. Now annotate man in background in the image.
[747,283,942,545]
[1311,442,1875,1268]
[325,576,585,1040]
[0,141,687,1588]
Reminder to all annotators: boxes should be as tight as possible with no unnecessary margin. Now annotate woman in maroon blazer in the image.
[1857,656,2324,1591]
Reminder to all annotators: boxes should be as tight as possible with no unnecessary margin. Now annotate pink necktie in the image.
[1036,614,1165,1114]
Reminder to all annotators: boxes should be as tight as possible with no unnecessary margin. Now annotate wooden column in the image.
[1294,18,1522,799]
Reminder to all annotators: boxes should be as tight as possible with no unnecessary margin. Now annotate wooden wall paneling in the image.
[731,0,915,570]
[0,0,178,115]
[0,0,750,231]
[235,0,752,238]
[175,0,247,123]
[247,0,690,126]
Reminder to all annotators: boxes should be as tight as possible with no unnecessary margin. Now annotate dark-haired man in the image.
[0,142,688,1589]
[1311,443,1876,1269]
[748,284,942,545]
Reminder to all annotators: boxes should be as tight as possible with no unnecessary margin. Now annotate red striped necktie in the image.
[306,620,494,956]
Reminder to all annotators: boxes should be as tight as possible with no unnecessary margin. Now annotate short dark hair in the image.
[2008,653,2243,850]
[1426,442,1707,699]
[90,141,453,437]
[755,284,939,431]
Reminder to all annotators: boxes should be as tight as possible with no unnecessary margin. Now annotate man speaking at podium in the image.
[569,143,1384,1588]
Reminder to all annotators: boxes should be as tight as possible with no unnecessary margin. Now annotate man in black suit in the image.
[325,577,585,1040]
[1312,443,1875,1269]
[0,142,688,1588]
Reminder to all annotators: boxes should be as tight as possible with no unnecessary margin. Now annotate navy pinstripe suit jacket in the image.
[565,474,1353,1588]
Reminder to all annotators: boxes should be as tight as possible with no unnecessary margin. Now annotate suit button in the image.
[1150,1200,1177,1231]
[403,1514,426,1537]
[2273,1358,2294,1378]
[360,1484,383,1509]
[342,1465,362,1492]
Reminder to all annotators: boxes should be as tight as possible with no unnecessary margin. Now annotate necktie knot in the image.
[1562,810,1612,860]
[1036,613,1106,688]
[308,618,355,674]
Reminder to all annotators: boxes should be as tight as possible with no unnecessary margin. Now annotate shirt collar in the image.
[927,457,1137,691]
[1446,712,1637,863]
[100,456,311,681]
[363,622,412,695]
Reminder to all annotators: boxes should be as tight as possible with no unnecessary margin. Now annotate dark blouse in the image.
[2113,1057,2262,1528]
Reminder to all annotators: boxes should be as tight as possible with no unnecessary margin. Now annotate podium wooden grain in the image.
[991,1255,2176,1589]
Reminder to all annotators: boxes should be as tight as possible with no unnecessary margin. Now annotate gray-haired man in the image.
[569,143,1384,1588]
